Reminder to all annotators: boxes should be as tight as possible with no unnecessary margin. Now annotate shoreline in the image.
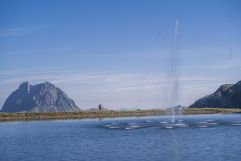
[0,108,240,122]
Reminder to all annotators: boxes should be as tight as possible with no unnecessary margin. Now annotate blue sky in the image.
[0,0,241,109]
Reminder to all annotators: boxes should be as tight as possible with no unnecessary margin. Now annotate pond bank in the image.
[0,108,240,121]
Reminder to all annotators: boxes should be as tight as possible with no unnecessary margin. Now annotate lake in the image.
[0,114,241,161]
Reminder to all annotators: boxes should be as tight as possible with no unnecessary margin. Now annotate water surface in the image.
[0,114,241,161]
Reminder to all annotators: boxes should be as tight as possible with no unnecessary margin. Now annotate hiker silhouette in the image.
[98,104,103,111]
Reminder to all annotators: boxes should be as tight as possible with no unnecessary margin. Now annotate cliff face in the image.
[1,82,80,112]
[189,81,241,108]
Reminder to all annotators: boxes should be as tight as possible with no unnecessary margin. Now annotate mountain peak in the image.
[189,80,241,108]
[1,81,80,112]
[39,81,55,90]
[214,84,233,96]
[19,81,31,94]
[43,81,54,86]
[19,81,30,88]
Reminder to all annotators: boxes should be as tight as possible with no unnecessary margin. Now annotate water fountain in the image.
[167,19,180,124]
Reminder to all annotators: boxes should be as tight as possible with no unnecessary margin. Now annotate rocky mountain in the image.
[189,80,241,108]
[1,82,80,112]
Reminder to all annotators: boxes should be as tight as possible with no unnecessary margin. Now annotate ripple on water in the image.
[206,120,214,122]
[198,125,209,128]
[233,120,241,123]
[102,116,241,130]
[129,125,142,128]
[175,123,188,128]
[197,121,208,124]
[160,121,168,124]
[125,127,132,130]
[108,126,122,129]
[164,125,174,129]
[232,120,241,126]
[232,123,241,126]
[206,122,219,125]
[145,120,152,123]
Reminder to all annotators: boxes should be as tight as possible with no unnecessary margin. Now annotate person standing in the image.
[98,104,103,111]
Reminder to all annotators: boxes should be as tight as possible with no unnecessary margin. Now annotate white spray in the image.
[168,19,180,124]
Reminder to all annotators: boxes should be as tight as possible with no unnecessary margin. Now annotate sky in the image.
[0,0,241,109]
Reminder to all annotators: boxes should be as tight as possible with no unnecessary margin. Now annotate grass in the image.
[184,108,241,114]
[0,108,240,121]
[0,109,165,121]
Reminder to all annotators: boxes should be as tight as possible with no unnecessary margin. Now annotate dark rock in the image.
[189,81,241,108]
[1,82,80,112]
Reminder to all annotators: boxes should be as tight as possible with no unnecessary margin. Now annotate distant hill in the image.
[189,80,241,108]
[167,105,187,111]
[1,82,80,112]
